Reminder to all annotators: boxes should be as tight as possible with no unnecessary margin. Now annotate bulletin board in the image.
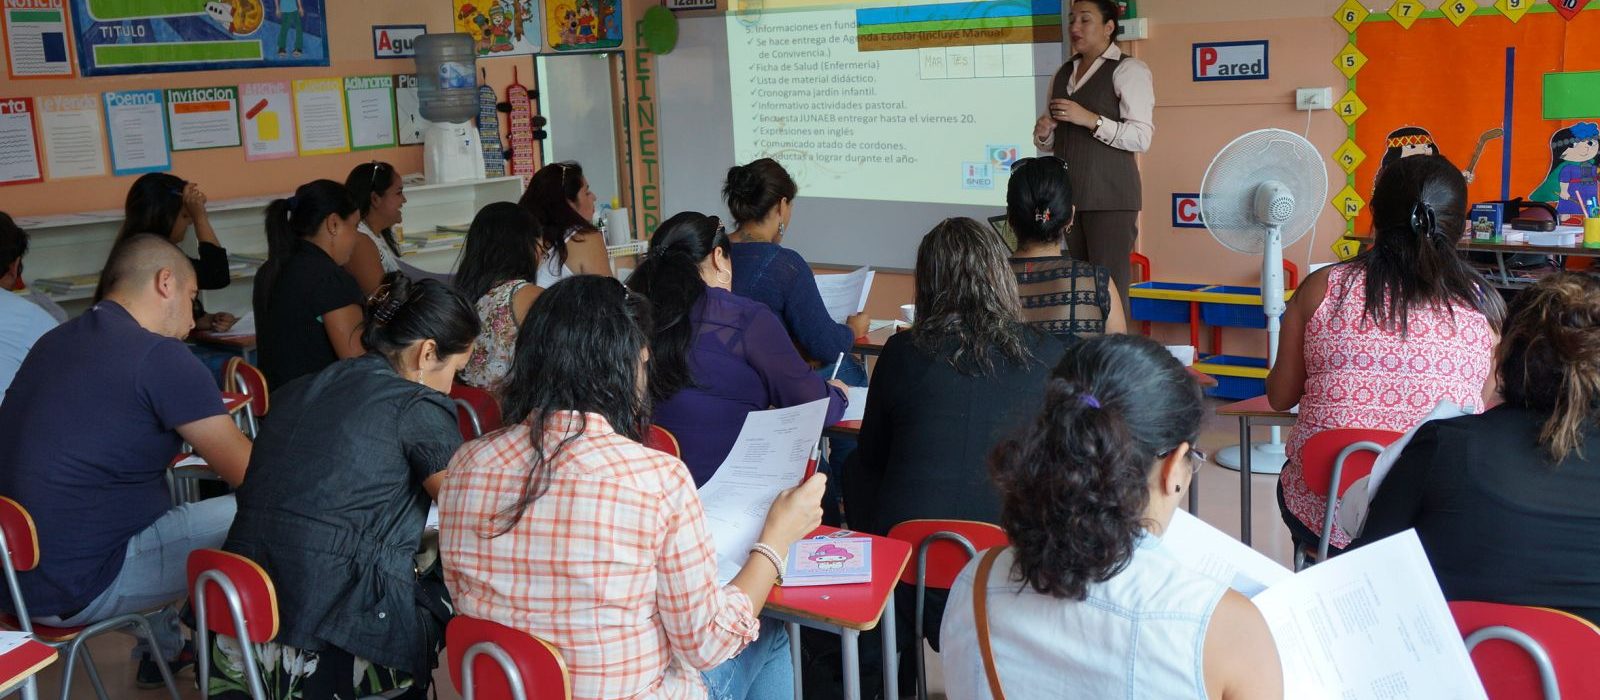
[1330,1,1600,235]
[69,0,329,76]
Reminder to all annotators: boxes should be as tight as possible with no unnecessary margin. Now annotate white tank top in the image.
[535,227,581,287]
[358,221,401,274]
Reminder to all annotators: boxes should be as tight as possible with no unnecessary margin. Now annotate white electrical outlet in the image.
[1296,87,1333,111]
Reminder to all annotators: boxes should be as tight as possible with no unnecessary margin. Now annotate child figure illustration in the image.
[276,0,304,57]
[809,544,855,570]
[487,5,515,53]
[1379,126,1442,170]
[1531,122,1600,220]
[577,0,597,45]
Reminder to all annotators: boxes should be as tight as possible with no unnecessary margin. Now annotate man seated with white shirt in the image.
[0,212,59,404]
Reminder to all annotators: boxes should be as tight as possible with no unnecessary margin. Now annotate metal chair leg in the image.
[127,615,181,700]
[55,639,82,700]
[76,643,106,700]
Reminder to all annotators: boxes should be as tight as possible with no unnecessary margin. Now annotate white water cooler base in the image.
[1214,442,1286,475]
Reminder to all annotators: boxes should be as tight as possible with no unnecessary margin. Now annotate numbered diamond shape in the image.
[1550,0,1591,20]
[1334,43,1368,78]
[1332,237,1362,261]
[1333,140,1367,173]
[1389,0,1424,28]
[1335,0,1371,31]
[1333,185,1367,220]
[1496,0,1533,21]
[1441,0,1476,25]
[1334,90,1367,124]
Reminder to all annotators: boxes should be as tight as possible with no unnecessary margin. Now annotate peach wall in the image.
[0,1,550,217]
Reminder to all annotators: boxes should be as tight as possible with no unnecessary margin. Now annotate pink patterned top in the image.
[459,279,529,391]
[1281,263,1494,548]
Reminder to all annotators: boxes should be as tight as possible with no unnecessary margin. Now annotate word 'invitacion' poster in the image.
[546,0,620,51]
[454,0,541,56]
[70,0,329,76]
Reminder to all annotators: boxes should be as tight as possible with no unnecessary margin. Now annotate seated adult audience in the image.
[1006,156,1125,343]
[454,202,544,391]
[1269,155,1501,557]
[0,234,252,685]
[439,275,825,700]
[114,171,237,332]
[211,273,474,698]
[0,213,57,403]
[724,158,869,376]
[628,212,846,485]
[518,161,610,284]
[342,160,409,295]
[839,217,1063,689]
[1354,272,1600,626]
[253,179,366,389]
[942,334,1281,699]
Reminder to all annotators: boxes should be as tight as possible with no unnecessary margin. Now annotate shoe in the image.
[136,641,195,689]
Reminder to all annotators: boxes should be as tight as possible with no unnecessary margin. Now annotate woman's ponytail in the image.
[254,180,358,313]
[626,212,730,401]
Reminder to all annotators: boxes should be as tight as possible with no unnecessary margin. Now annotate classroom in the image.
[0,0,1596,698]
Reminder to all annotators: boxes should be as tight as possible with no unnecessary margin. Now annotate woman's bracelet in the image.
[749,543,786,585]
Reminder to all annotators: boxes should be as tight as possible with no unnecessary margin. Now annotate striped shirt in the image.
[438,411,759,700]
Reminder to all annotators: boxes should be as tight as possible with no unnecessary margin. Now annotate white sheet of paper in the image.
[37,94,106,179]
[239,82,298,161]
[166,86,241,151]
[174,454,208,469]
[292,78,350,155]
[395,74,424,146]
[0,630,32,656]
[841,386,868,423]
[1161,509,1291,597]
[426,505,440,531]
[345,75,396,150]
[1253,531,1487,700]
[0,99,42,184]
[210,312,256,338]
[815,267,874,324]
[103,90,170,175]
[698,398,832,585]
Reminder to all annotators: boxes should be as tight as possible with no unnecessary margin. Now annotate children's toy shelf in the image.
[1129,258,1299,400]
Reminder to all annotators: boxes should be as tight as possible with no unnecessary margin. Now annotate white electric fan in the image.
[1198,128,1328,474]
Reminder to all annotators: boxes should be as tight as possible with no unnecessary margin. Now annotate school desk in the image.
[0,637,56,698]
[853,325,898,357]
[763,526,912,700]
[190,331,257,365]
[1216,395,1298,546]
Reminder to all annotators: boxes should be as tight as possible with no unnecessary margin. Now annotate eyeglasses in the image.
[368,161,385,191]
[1158,445,1207,475]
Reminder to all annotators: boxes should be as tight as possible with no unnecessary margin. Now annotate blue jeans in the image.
[817,357,867,526]
[703,618,792,700]
[36,497,237,660]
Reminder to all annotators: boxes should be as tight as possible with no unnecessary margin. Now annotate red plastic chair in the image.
[1451,601,1600,699]
[643,425,680,458]
[451,384,504,440]
[223,357,270,438]
[1296,427,1402,568]
[188,549,280,700]
[0,496,181,700]
[1129,251,1151,336]
[447,616,571,700]
[886,520,1010,700]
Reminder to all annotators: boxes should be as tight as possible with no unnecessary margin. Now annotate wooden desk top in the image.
[853,325,899,356]
[0,639,56,696]
[222,392,249,415]
[765,526,912,631]
[823,420,861,438]
[1215,394,1298,419]
[1188,367,1218,388]
[191,331,257,349]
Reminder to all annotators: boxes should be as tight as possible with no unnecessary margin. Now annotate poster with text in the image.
[344,75,395,151]
[239,81,296,160]
[0,97,43,185]
[166,86,241,151]
[394,73,423,145]
[70,0,328,77]
[546,0,620,52]
[454,0,541,56]
[103,89,169,175]
[292,77,347,156]
[3,0,74,78]
[37,93,106,179]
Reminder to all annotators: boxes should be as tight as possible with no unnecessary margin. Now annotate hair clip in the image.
[1080,393,1101,409]
[1410,201,1437,237]
[373,296,404,325]
[1035,208,1052,224]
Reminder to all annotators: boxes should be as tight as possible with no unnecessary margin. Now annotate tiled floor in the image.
[33,399,1290,699]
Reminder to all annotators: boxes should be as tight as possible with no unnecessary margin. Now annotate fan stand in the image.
[1215,225,1287,476]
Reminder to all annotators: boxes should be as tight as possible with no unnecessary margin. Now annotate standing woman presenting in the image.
[1034,0,1153,315]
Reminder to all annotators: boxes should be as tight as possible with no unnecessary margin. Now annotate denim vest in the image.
[941,536,1226,699]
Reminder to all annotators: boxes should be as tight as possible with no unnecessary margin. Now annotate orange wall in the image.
[0,1,548,217]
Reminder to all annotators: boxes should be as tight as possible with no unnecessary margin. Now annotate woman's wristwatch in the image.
[1093,115,1104,133]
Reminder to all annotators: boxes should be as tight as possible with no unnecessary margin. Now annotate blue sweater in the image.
[730,242,855,362]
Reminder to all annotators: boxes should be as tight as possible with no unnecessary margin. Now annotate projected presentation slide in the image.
[728,0,1057,206]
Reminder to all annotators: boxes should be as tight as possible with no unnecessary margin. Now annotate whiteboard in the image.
[659,13,1063,269]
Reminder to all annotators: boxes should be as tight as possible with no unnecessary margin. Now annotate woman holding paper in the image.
[941,334,1281,699]
[1354,273,1600,626]
[439,275,827,700]
[629,212,847,486]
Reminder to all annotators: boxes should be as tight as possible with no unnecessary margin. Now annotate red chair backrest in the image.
[0,497,40,572]
[887,520,1009,589]
[1299,428,1402,499]
[643,425,680,458]
[1451,601,1600,699]
[447,616,571,700]
[451,384,504,440]
[187,549,280,644]
[224,357,270,418]
[1129,251,1150,283]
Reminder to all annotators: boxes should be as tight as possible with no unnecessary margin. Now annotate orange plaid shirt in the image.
[438,411,760,700]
